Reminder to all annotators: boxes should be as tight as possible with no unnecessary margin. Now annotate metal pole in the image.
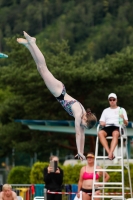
[126,139,132,198]
[12,148,15,167]
[44,188,47,200]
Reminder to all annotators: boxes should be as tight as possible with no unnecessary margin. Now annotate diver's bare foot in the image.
[23,31,36,43]
[17,38,28,46]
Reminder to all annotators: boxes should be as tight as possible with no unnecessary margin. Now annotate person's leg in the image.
[93,190,101,200]
[47,193,53,200]
[82,191,91,200]
[98,130,109,154]
[109,130,120,159]
[54,194,62,200]
[17,32,63,97]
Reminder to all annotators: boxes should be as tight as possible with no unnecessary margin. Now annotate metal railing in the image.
[12,184,34,200]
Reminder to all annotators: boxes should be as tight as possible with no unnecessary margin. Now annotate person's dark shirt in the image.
[43,167,63,191]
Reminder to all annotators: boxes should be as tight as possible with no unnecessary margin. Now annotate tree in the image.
[1,35,133,164]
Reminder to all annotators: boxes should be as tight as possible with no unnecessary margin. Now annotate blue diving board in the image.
[15,119,133,137]
[15,119,133,158]
[15,119,97,135]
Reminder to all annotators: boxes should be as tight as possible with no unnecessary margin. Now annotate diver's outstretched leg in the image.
[17,32,63,97]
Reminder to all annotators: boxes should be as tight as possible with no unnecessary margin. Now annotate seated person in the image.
[0,184,18,200]
[98,93,128,160]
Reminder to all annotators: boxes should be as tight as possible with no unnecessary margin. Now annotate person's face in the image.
[52,157,59,162]
[81,114,88,128]
[108,98,117,106]
[87,156,94,163]
[3,189,12,197]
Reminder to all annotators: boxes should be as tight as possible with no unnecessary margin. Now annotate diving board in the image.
[15,119,133,136]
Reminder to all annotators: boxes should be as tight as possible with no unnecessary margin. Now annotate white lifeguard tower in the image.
[92,124,132,200]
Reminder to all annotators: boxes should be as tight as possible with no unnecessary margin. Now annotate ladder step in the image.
[94,182,122,185]
[93,195,123,198]
[95,169,122,172]
[97,166,129,170]
[97,186,130,189]
[105,136,127,139]
[97,164,129,167]
[96,156,122,159]
[97,187,122,189]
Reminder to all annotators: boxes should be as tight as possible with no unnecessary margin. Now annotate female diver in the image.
[17,32,97,160]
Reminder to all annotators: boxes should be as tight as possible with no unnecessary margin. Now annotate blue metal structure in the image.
[0,53,8,58]
[15,119,133,157]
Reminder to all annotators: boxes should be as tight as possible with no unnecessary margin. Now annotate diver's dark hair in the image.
[85,108,97,129]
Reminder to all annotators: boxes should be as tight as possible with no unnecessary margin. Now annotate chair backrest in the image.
[34,197,44,200]
[17,196,23,200]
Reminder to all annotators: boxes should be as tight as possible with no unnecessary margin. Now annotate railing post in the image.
[44,188,47,200]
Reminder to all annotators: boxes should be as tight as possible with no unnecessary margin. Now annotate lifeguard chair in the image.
[92,124,132,200]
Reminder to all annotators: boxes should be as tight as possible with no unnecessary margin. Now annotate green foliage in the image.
[29,161,133,196]
[1,35,133,161]
[7,166,31,184]
[30,162,48,184]
[0,37,93,160]
[0,0,133,60]
[62,163,84,184]
[1,0,133,161]
[5,162,133,199]
[104,164,133,199]
[30,161,85,184]
[107,163,133,186]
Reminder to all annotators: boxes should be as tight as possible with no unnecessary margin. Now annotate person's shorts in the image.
[81,188,100,196]
[101,126,119,137]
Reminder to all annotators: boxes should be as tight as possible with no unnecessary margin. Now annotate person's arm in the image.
[12,191,18,200]
[74,116,85,157]
[0,192,3,200]
[122,118,128,126]
[77,167,84,197]
[99,110,106,126]
[104,171,110,182]
[43,167,53,184]
[72,103,86,159]
[75,116,84,135]
[120,108,128,126]
[73,104,84,133]
[54,168,63,185]
[100,121,106,126]
[97,166,110,183]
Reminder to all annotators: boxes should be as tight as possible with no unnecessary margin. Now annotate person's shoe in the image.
[23,31,36,43]
[0,53,8,58]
